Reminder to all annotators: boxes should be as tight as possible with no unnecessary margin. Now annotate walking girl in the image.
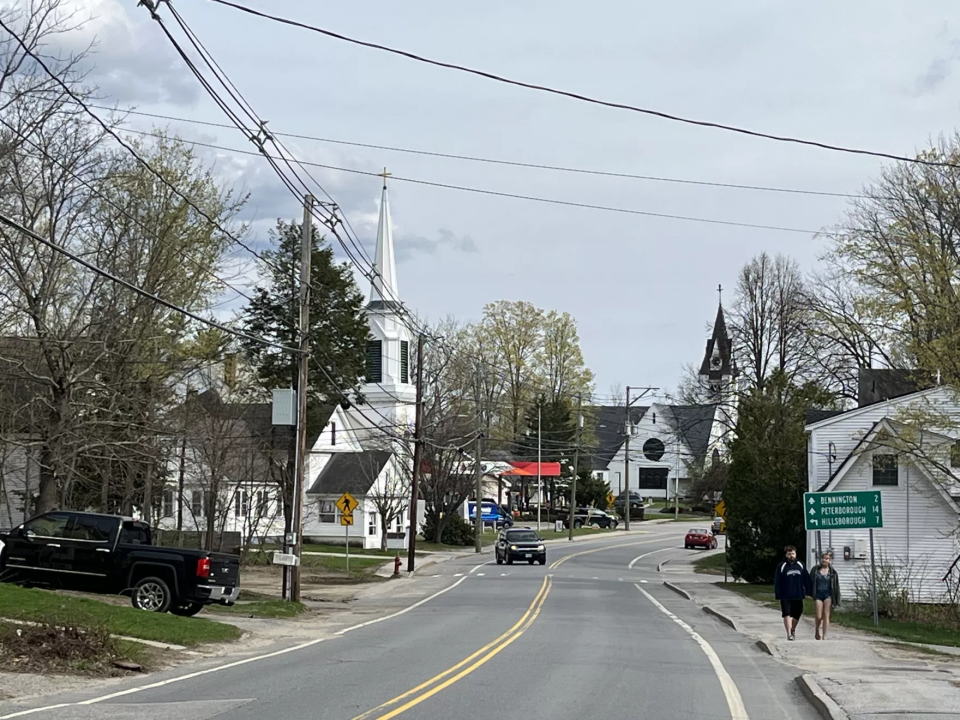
[814,551,840,640]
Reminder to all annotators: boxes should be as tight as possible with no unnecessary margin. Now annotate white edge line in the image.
[0,576,470,720]
[335,576,467,635]
[628,546,675,569]
[635,584,749,720]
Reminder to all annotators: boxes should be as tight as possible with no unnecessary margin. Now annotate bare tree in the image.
[730,252,810,390]
[360,438,410,551]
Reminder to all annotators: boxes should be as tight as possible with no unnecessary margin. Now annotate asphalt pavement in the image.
[0,524,821,720]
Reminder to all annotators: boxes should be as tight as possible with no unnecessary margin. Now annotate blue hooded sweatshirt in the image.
[774,559,812,600]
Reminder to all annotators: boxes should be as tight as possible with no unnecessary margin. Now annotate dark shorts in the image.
[815,589,832,602]
[780,599,804,619]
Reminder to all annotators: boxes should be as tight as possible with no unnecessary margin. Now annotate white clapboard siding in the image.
[807,398,960,603]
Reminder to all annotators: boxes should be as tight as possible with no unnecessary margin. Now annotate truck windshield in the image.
[506,530,539,543]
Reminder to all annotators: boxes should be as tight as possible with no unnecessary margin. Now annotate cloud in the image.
[914,33,960,95]
[396,229,479,263]
[44,0,200,105]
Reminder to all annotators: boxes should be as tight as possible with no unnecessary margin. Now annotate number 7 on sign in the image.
[336,492,359,516]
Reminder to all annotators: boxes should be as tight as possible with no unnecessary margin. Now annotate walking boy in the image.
[774,545,811,640]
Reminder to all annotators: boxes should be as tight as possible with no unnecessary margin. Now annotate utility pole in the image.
[624,386,631,532]
[474,428,484,553]
[290,194,313,602]
[675,436,680,521]
[536,400,542,533]
[407,333,424,573]
[568,393,582,541]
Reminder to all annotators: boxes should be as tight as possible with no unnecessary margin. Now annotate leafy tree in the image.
[560,472,609,510]
[513,394,575,510]
[240,219,369,419]
[724,371,837,582]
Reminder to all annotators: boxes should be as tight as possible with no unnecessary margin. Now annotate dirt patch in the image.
[0,621,153,677]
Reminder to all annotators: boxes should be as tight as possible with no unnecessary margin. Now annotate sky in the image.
[47,0,960,400]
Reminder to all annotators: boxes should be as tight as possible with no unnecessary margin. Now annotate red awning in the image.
[502,461,561,477]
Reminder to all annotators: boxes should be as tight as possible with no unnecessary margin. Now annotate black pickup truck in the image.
[0,511,240,616]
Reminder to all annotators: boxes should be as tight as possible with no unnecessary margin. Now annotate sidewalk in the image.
[666,576,960,719]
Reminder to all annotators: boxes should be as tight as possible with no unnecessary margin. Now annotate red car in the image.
[685,528,718,550]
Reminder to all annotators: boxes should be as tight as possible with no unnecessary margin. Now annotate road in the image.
[0,523,818,720]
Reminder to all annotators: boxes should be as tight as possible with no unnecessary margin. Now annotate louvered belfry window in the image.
[400,340,409,384]
[366,340,383,383]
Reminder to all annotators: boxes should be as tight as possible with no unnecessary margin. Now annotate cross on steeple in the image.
[717,283,723,306]
[380,167,391,189]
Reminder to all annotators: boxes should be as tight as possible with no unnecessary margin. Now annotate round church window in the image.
[643,438,665,462]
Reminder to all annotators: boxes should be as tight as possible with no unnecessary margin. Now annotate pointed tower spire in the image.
[369,168,399,306]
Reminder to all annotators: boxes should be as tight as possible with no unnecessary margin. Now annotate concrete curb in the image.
[663,581,692,600]
[657,558,672,573]
[796,674,849,720]
[754,639,778,657]
[702,605,739,631]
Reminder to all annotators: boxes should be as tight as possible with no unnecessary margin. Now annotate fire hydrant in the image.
[394,554,402,576]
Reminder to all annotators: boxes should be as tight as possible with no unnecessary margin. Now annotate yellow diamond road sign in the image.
[715,499,727,519]
[340,514,354,526]
[336,492,359,516]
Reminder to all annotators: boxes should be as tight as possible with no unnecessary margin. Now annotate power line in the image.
[89,105,864,200]
[0,210,300,354]
[118,127,824,236]
[0,14,283,279]
[208,0,960,170]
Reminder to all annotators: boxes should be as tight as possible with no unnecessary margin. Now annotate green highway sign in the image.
[804,490,883,530]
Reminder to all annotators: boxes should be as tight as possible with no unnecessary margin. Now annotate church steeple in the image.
[351,171,416,438]
[699,290,735,402]
[368,169,399,308]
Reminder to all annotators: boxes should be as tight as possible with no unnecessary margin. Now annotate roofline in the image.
[805,386,954,432]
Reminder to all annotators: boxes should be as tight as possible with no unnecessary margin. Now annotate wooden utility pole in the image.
[624,386,631,532]
[290,194,313,602]
[407,333,424,573]
[568,393,582,541]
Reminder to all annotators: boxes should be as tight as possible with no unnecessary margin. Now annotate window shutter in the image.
[365,340,383,383]
[400,340,409,384]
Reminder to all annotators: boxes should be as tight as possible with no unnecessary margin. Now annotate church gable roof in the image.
[666,405,717,459]
[590,404,648,470]
[306,450,393,496]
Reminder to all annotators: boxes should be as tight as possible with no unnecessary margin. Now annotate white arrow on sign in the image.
[809,508,816,515]
[810,519,819,526]
[808,497,815,505]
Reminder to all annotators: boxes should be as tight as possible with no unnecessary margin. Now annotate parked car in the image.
[613,492,646,520]
[711,516,725,535]
[684,527,718,550]
[495,527,546,565]
[0,511,240,615]
[563,508,619,530]
[469,501,513,529]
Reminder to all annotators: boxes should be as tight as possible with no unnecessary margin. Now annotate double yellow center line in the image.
[351,575,553,720]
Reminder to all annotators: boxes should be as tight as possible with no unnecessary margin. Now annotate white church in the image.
[152,176,422,552]
[300,176,423,550]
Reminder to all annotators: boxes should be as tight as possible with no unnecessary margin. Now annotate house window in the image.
[235,490,249,517]
[368,512,377,536]
[365,340,383,383]
[638,468,669,490]
[162,490,174,518]
[331,421,336,446]
[319,501,336,523]
[255,490,269,515]
[951,442,960,468]
[872,455,899,486]
[400,340,409,384]
[191,490,205,518]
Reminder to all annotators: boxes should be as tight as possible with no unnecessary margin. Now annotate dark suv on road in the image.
[495,528,546,565]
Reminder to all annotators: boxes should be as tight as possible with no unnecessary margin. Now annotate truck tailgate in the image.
[205,553,240,588]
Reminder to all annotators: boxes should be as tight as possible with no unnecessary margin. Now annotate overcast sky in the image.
[59,0,960,399]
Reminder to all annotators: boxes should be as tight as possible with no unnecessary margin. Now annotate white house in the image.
[592,302,738,501]
[805,378,960,604]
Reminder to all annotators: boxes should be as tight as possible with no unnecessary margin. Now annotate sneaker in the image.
[789,633,796,641]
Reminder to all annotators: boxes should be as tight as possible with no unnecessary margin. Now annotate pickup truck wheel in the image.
[131,576,173,613]
[573,520,583,529]
[170,601,204,617]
